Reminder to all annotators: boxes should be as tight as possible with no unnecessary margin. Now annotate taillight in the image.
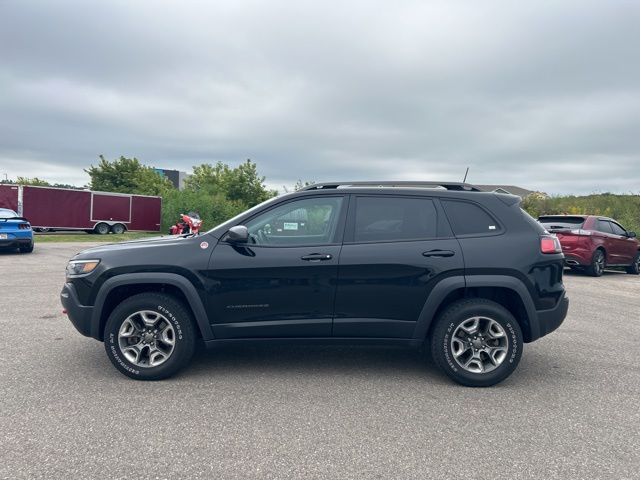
[19,223,31,230]
[541,235,562,254]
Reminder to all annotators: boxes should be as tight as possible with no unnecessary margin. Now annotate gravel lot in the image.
[1,243,639,479]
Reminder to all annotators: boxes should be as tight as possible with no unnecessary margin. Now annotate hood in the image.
[74,233,216,257]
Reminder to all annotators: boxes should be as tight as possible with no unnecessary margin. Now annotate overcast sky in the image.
[1,0,639,194]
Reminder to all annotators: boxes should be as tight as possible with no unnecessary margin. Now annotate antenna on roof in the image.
[462,167,469,183]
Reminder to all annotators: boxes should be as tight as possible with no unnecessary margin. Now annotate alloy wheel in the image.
[594,251,605,275]
[450,316,509,374]
[117,310,176,367]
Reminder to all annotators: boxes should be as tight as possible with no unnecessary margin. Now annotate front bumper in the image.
[534,291,569,339]
[60,283,95,338]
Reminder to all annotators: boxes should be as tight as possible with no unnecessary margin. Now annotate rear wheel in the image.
[586,249,605,277]
[111,223,126,235]
[94,222,110,235]
[430,299,523,387]
[19,241,34,253]
[104,293,196,380]
[626,252,640,275]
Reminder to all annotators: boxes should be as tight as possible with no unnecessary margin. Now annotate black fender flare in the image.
[412,274,539,341]
[90,273,214,341]
[466,275,538,340]
[413,276,466,341]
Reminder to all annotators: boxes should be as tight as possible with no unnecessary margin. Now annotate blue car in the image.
[0,208,34,253]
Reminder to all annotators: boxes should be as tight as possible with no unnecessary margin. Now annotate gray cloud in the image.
[1,0,639,193]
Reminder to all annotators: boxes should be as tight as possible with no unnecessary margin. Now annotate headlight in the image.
[66,259,100,277]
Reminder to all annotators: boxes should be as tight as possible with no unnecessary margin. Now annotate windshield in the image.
[0,208,18,218]
[538,216,585,230]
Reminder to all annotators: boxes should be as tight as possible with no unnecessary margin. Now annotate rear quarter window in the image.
[441,200,500,236]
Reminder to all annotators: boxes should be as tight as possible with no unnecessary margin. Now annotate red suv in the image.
[538,215,640,276]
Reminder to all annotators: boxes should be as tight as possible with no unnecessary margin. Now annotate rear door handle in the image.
[301,253,333,262]
[422,249,455,258]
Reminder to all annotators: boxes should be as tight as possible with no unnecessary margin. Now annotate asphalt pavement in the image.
[1,243,639,479]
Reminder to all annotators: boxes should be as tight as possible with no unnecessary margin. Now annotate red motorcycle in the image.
[169,212,203,235]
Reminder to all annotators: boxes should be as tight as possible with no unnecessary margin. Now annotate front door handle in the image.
[422,249,455,258]
[301,253,333,262]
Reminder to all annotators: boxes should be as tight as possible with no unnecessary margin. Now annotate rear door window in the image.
[442,200,500,236]
[596,220,613,234]
[353,196,437,242]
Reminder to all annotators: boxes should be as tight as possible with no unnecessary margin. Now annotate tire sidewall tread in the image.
[430,298,523,387]
[104,293,196,380]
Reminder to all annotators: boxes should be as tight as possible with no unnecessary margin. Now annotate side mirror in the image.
[627,231,637,238]
[226,225,249,243]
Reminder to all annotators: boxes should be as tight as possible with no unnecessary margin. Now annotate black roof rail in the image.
[299,181,482,192]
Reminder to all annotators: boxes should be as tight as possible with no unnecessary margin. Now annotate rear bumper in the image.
[562,251,591,266]
[61,283,95,338]
[0,236,32,248]
[534,291,569,339]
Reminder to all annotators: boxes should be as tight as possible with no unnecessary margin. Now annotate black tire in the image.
[586,249,605,277]
[104,293,197,380]
[94,222,110,235]
[111,223,126,235]
[430,299,523,387]
[19,241,34,253]
[626,252,640,275]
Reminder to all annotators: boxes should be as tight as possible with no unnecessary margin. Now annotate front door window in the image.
[245,197,344,246]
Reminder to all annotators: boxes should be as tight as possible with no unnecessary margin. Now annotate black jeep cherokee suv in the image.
[61,181,568,386]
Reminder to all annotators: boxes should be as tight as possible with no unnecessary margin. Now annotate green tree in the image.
[522,193,640,233]
[16,177,51,186]
[86,155,173,196]
[185,159,276,207]
[161,188,247,233]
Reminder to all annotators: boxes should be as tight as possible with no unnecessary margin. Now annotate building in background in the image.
[154,168,189,190]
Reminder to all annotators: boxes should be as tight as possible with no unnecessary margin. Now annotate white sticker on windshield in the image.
[489,225,496,230]
[283,222,299,230]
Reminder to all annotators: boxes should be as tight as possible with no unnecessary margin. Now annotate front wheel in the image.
[626,252,640,275]
[104,293,197,380]
[430,299,523,387]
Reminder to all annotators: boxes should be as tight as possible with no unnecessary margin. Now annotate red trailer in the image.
[0,184,161,234]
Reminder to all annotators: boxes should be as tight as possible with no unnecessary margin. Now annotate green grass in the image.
[34,232,161,243]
